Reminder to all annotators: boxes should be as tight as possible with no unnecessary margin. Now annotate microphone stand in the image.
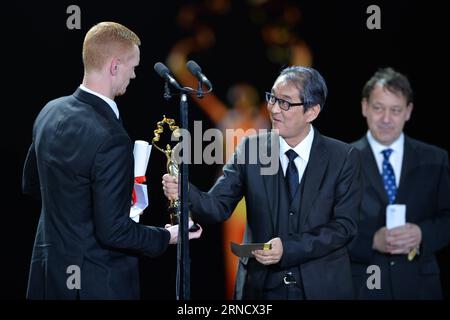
[162,84,193,300]
[177,91,190,300]
[157,68,211,300]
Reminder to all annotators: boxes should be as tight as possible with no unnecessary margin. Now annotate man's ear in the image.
[361,98,368,117]
[306,104,321,123]
[110,58,120,75]
[405,102,413,121]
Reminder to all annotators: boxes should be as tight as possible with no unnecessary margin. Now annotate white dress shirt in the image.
[79,84,119,119]
[366,130,404,187]
[279,126,314,184]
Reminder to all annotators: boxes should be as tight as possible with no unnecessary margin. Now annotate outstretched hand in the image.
[166,219,203,244]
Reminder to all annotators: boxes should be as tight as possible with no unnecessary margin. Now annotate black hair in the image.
[279,66,328,112]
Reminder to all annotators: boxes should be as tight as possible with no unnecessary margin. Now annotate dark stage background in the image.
[1,0,449,300]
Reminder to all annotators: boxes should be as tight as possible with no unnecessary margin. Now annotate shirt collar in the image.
[279,125,315,162]
[79,84,119,119]
[366,130,404,156]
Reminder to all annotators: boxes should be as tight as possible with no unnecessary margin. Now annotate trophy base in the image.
[188,223,200,232]
[169,203,199,232]
[169,213,200,232]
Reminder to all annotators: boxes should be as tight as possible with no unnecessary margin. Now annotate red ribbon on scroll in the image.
[131,176,146,206]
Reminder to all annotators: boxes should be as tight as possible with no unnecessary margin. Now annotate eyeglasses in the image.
[265,92,304,111]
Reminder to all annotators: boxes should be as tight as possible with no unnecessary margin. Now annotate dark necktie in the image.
[381,148,397,204]
[285,149,299,201]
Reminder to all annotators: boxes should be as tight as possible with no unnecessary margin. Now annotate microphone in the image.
[186,60,213,91]
[154,62,182,90]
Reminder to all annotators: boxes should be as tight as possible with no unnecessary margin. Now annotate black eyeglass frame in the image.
[265,92,304,111]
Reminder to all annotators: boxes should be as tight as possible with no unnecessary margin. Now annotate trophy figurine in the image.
[152,116,200,231]
[152,115,182,225]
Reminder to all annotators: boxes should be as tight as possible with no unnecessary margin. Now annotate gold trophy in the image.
[152,115,182,225]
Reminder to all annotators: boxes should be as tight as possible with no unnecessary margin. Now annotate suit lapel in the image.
[358,137,389,204]
[299,131,328,227]
[396,136,418,204]
[261,132,279,234]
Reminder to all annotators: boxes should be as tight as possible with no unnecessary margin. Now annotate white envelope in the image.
[386,204,406,229]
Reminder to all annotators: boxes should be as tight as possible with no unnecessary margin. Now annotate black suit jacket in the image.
[189,129,361,299]
[23,88,170,299]
[349,135,450,299]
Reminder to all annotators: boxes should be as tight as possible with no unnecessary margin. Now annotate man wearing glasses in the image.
[163,66,361,299]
